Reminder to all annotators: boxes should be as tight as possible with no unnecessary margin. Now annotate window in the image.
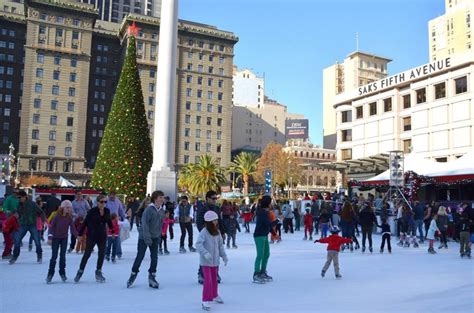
[51,100,58,110]
[383,98,392,112]
[341,149,352,160]
[197,90,202,98]
[63,160,71,172]
[436,157,448,163]
[403,117,411,131]
[69,73,76,82]
[356,106,363,119]
[403,94,411,109]
[217,131,222,140]
[186,75,192,83]
[73,19,80,26]
[208,66,213,74]
[185,102,191,110]
[416,88,426,104]
[196,116,201,124]
[198,65,203,73]
[53,71,60,80]
[368,102,377,115]
[184,155,189,164]
[48,146,56,156]
[433,82,446,99]
[54,56,61,65]
[67,117,73,126]
[29,159,37,171]
[46,160,55,172]
[198,77,203,85]
[217,105,223,113]
[35,83,43,93]
[66,132,73,142]
[185,115,191,123]
[186,88,192,97]
[341,129,352,142]
[187,63,192,70]
[219,68,224,75]
[148,97,154,106]
[199,41,204,48]
[206,130,211,139]
[67,102,75,112]
[195,142,201,151]
[184,142,190,151]
[2,122,8,130]
[218,80,223,88]
[34,98,41,108]
[184,128,190,137]
[149,83,155,92]
[71,59,77,67]
[206,143,211,152]
[31,145,38,155]
[197,103,202,111]
[341,110,352,123]
[217,145,222,153]
[196,129,201,138]
[150,70,155,78]
[32,129,39,140]
[33,114,40,124]
[208,91,213,99]
[219,56,224,64]
[36,68,43,78]
[52,86,59,95]
[209,55,214,62]
[49,131,56,141]
[217,118,222,126]
[455,76,467,94]
[208,78,213,86]
[37,53,44,63]
[50,115,57,125]
[207,104,213,112]
[188,39,194,46]
[148,111,154,119]
[188,51,193,59]
[206,117,212,125]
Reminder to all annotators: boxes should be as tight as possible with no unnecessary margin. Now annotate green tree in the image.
[178,155,226,197]
[229,152,259,195]
[91,35,152,198]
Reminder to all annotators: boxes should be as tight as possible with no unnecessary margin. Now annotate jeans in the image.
[131,238,159,274]
[243,221,250,233]
[294,215,301,231]
[130,213,140,230]
[48,238,67,275]
[168,223,174,240]
[226,231,236,247]
[415,219,424,239]
[106,236,119,259]
[79,236,106,271]
[381,233,391,251]
[159,234,168,251]
[69,233,77,250]
[284,218,294,233]
[179,222,193,248]
[361,225,373,248]
[320,223,329,238]
[13,225,42,258]
[313,217,319,234]
[254,236,270,273]
[202,266,219,301]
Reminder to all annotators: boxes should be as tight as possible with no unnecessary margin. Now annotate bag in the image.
[118,219,131,242]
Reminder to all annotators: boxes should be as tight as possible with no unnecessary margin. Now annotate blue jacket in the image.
[253,208,277,238]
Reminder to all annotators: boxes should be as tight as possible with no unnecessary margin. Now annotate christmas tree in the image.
[91,23,153,198]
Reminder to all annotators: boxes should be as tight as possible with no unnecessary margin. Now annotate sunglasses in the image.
[211,197,218,200]
[99,200,107,204]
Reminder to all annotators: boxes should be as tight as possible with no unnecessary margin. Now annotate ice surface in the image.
[1,226,473,313]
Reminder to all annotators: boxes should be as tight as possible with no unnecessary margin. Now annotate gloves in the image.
[204,253,212,262]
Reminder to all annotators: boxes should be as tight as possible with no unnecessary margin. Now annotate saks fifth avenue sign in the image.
[358,57,451,96]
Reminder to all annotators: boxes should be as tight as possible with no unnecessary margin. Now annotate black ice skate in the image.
[46,274,53,284]
[260,271,273,282]
[179,247,186,253]
[95,270,106,283]
[74,269,83,283]
[189,246,197,252]
[321,270,326,278]
[127,272,137,288]
[148,273,159,289]
[335,274,342,279]
[252,272,265,284]
[60,273,67,282]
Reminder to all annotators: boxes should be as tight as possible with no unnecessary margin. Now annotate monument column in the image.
[147,0,179,199]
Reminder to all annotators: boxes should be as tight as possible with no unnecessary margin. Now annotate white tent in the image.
[426,149,474,180]
[363,154,445,184]
[59,176,76,187]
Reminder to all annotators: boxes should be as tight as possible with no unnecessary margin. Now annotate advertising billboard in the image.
[285,119,309,139]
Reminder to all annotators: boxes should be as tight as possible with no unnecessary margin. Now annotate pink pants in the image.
[202,266,219,302]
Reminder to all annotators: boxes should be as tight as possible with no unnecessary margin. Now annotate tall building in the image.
[232,67,264,108]
[81,0,162,22]
[429,0,473,62]
[0,0,238,184]
[322,51,391,149]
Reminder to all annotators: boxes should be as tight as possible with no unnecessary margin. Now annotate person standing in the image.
[253,196,277,284]
[359,204,377,253]
[196,211,228,311]
[174,196,196,253]
[164,196,176,240]
[423,202,433,240]
[70,191,91,253]
[315,226,352,279]
[73,195,116,283]
[127,190,166,289]
[126,197,141,231]
[437,206,449,249]
[46,200,77,283]
[413,201,425,243]
[3,188,19,217]
[106,192,126,258]
[282,203,294,234]
[311,199,320,235]
[195,191,225,284]
[10,191,45,264]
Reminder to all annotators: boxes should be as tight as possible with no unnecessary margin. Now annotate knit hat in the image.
[204,210,218,222]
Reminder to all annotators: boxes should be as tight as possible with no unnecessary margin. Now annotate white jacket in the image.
[196,228,228,267]
[426,219,440,240]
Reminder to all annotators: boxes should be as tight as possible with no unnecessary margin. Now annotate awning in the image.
[319,153,389,174]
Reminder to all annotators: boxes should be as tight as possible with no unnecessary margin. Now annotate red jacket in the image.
[241,212,253,223]
[304,213,313,227]
[107,219,120,237]
[317,234,352,252]
[3,215,19,234]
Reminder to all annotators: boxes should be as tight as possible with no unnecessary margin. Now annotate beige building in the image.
[429,0,474,62]
[323,51,391,149]
[283,141,339,193]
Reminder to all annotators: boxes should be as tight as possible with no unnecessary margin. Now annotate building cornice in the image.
[24,0,98,16]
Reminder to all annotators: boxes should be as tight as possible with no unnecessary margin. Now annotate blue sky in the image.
[180,0,445,145]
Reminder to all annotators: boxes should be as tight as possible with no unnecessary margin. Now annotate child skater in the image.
[2,211,19,260]
[314,226,352,279]
[46,200,77,283]
[426,213,440,254]
[377,217,392,253]
[159,211,174,255]
[196,211,228,311]
[74,216,86,253]
[303,207,313,240]
[319,208,331,239]
[105,213,120,262]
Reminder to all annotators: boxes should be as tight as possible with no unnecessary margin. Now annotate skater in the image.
[437,206,449,249]
[3,187,19,217]
[74,216,86,253]
[46,200,77,284]
[253,195,278,284]
[271,207,283,243]
[282,202,294,234]
[70,191,91,253]
[311,199,320,235]
[294,203,301,231]
[105,213,120,263]
[164,196,175,240]
[10,191,45,264]
[126,197,141,231]
[127,190,165,289]
[359,204,376,253]
[159,211,174,255]
[74,194,116,283]
[319,208,331,239]
[225,213,239,248]
[315,226,352,279]
[196,211,228,311]
[376,217,392,253]
[174,196,196,253]
[458,211,471,258]
[241,207,253,233]
[195,191,225,284]
[106,191,126,258]
[398,204,418,248]
[303,207,313,240]
[2,211,19,260]
[426,213,440,254]
[340,201,358,252]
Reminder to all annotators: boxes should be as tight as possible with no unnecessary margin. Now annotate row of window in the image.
[33,99,75,111]
[183,142,222,153]
[32,114,74,126]
[187,39,225,52]
[187,51,225,64]
[28,159,73,173]
[34,84,76,96]
[0,80,13,89]
[38,13,81,27]
[0,41,15,49]
[0,66,14,75]
[0,94,12,103]
[184,128,223,139]
[184,115,223,126]
[31,130,73,142]
[185,102,223,113]
[293,151,335,159]
[36,68,77,82]
[30,145,72,157]
[91,129,104,138]
[183,155,222,165]
[186,64,225,75]
[1,29,15,37]
[0,54,14,62]
[186,75,225,88]
[185,89,223,100]
[37,53,77,67]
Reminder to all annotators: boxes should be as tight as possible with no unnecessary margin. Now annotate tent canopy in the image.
[426,149,474,182]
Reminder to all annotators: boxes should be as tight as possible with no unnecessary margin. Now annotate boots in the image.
[127,272,138,288]
[148,273,159,289]
[95,270,106,283]
[74,269,83,283]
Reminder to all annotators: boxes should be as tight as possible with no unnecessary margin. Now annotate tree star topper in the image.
[128,21,140,37]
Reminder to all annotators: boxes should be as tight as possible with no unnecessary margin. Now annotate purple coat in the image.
[48,215,77,239]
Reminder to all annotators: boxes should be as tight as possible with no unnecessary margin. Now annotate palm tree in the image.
[229,152,259,195]
[180,155,226,197]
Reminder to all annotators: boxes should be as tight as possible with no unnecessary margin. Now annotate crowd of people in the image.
[1,187,473,311]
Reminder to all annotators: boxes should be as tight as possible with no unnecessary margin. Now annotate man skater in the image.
[127,190,166,289]
[174,195,196,253]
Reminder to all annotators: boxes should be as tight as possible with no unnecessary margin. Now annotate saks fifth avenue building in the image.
[332,52,474,180]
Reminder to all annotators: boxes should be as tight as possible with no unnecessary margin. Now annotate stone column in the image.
[147,0,179,200]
